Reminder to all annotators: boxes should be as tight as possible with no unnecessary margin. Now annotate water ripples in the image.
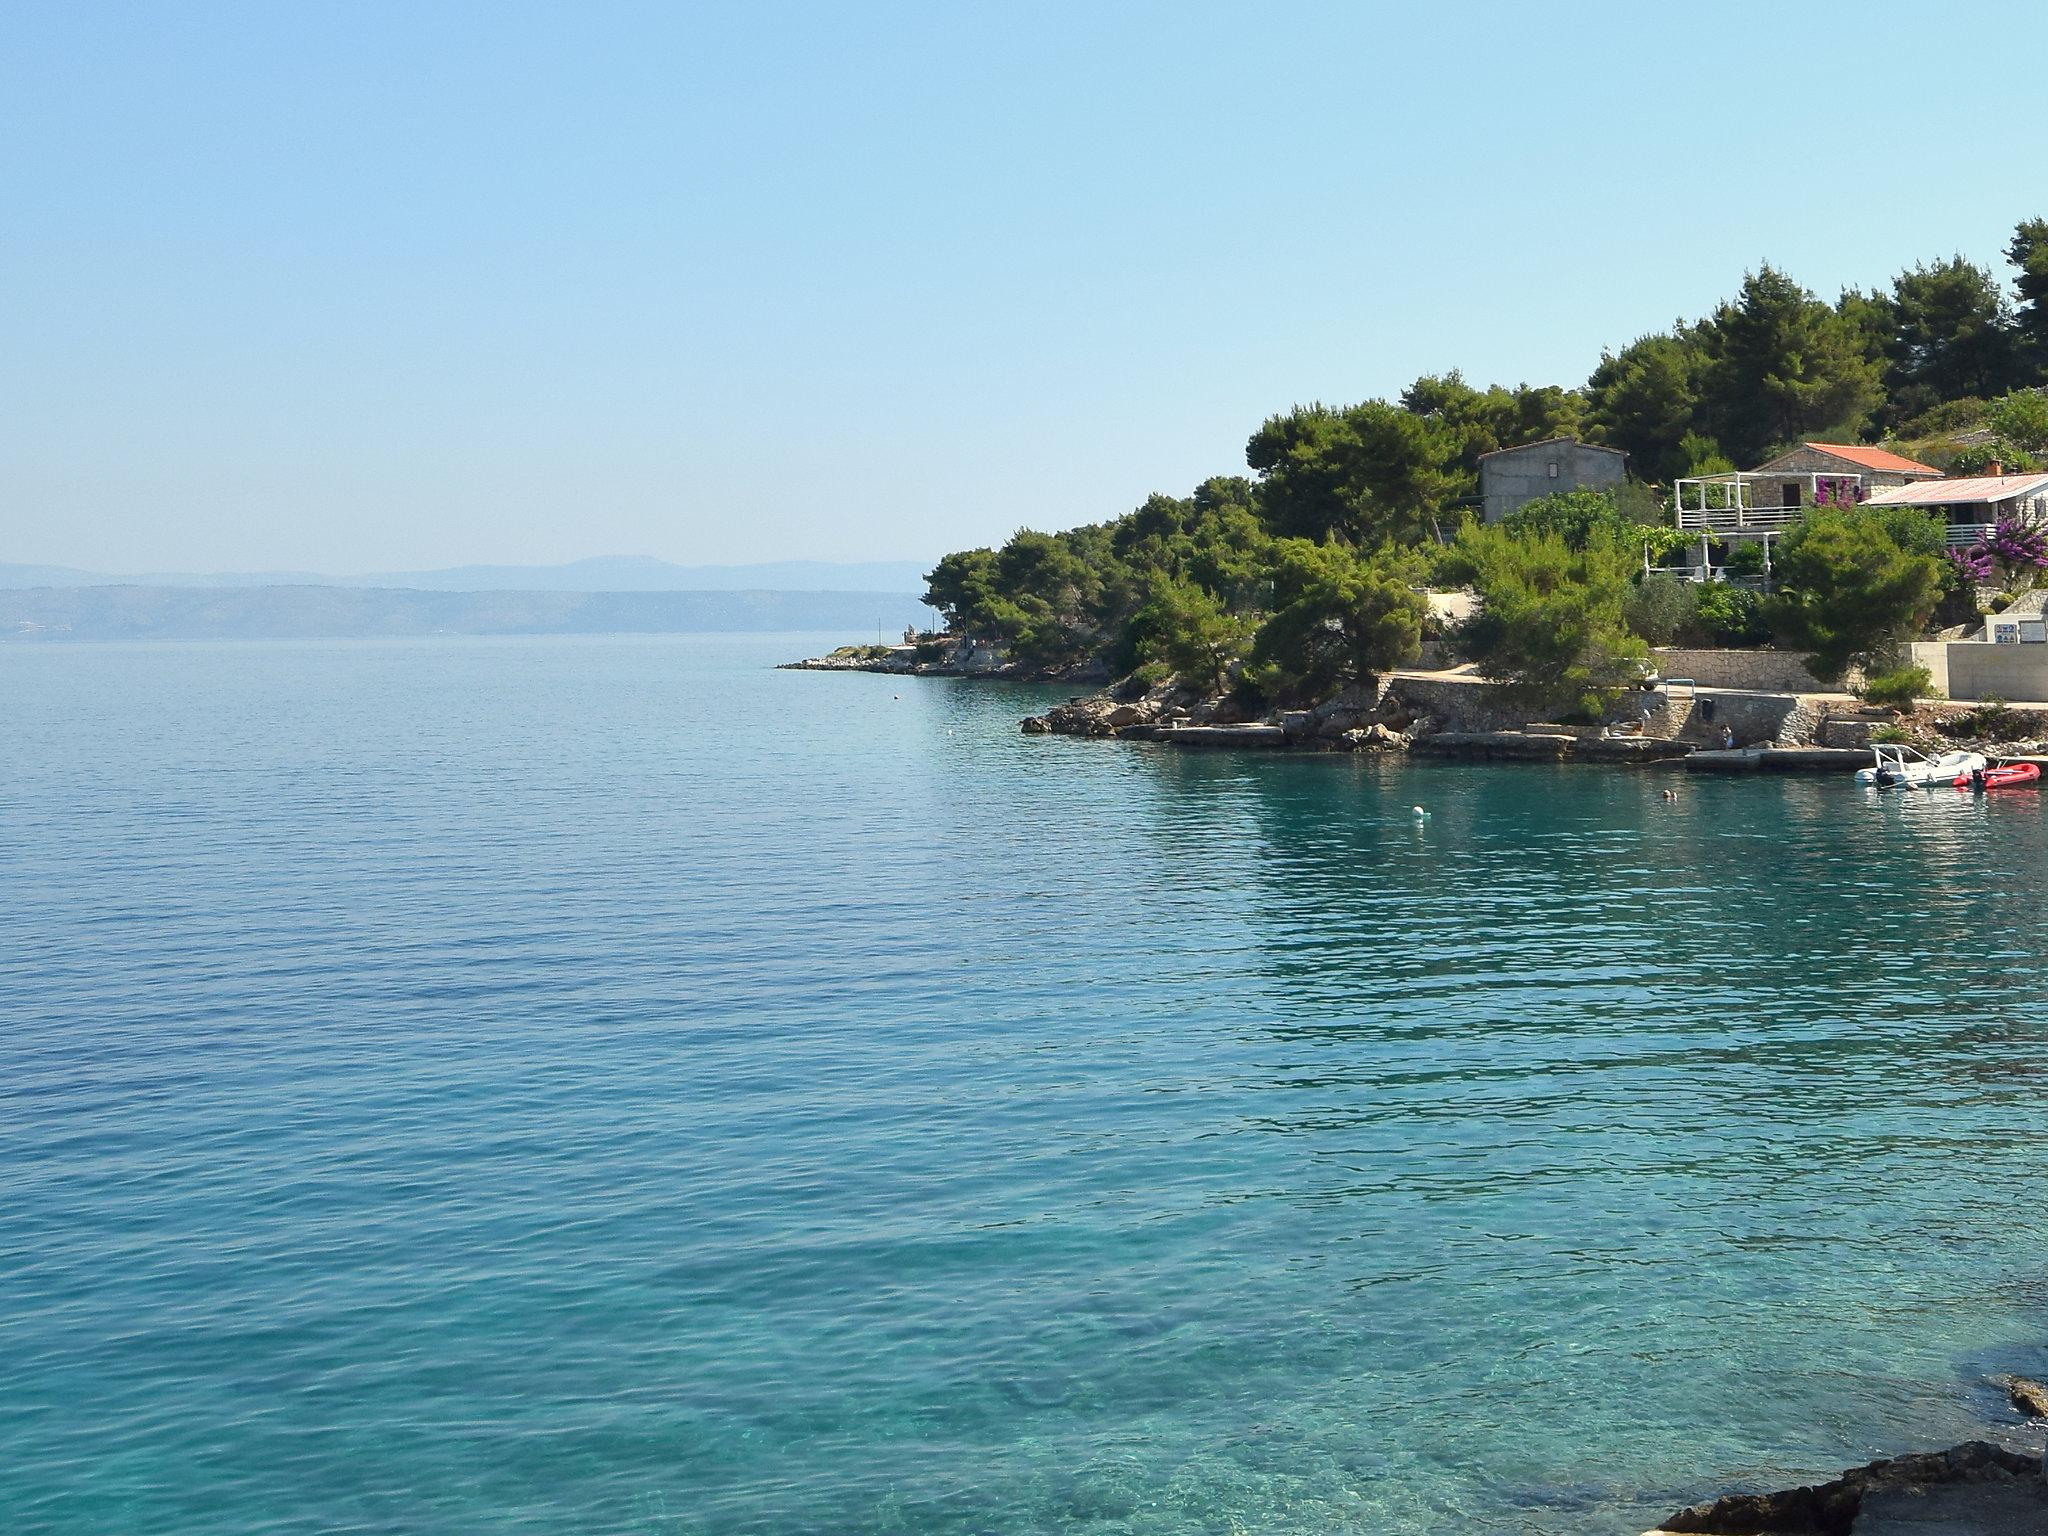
[3,635,2047,1534]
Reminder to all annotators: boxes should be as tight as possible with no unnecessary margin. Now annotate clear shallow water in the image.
[4,632,2047,1536]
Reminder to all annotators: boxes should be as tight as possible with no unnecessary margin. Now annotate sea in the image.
[5,632,2046,1534]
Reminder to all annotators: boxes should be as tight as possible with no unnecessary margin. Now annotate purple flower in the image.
[1950,544,1996,582]
[1986,516,2048,570]
[1811,476,1871,509]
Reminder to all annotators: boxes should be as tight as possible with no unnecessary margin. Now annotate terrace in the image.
[1672,471,1863,538]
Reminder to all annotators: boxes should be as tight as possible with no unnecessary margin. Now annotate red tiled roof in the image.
[1801,442,1942,476]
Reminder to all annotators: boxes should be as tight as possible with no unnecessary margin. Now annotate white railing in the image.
[1672,471,1866,533]
[1675,505,1804,534]
[1945,521,1996,549]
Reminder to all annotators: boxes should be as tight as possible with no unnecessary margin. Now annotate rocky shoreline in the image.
[1024,671,2048,770]
[1012,669,1979,771]
[777,638,1107,685]
[786,639,2048,770]
[1642,1378,2048,1531]
[1645,1437,2044,1534]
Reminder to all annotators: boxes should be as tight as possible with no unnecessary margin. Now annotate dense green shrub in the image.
[1691,582,1770,646]
[1722,540,1767,578]
[1623,573,1695,645]
[1937,696,2023,739]
[1857,664,1936,709]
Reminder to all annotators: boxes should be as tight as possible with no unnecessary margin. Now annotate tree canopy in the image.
[917,218,2048,702]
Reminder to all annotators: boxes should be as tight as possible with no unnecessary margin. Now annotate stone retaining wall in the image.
[1653,648,1829,693]
[1386,674,1526,733]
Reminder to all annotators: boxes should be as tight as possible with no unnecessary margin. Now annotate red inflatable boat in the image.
[1952,762,2042,790]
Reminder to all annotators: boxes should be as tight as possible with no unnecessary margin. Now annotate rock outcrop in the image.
[1647,1442,2041,1535]
[2002,1375,2048,1420]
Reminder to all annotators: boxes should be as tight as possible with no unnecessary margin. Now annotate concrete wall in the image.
[1653,648,1831,693]
[1480,441,1628,523]
[1907,641,1951,698]
[1910,640,2048,702]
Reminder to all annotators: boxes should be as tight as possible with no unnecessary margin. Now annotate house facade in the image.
[1477,438,1628,524]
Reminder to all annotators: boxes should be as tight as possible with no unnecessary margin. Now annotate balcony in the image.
[1673,471,1866,536]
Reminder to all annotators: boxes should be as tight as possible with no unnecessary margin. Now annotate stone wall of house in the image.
[1479,441,1628,523]
[1749,444,1924,489]
[1653,648,1831,693]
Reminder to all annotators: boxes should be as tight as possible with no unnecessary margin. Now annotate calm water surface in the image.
[4,633,2047,1535]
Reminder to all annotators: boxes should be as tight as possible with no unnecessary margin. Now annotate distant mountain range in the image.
[0,555,934,593]
[0,586,934,643]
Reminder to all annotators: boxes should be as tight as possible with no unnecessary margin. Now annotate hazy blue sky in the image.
[5,1,2044,574]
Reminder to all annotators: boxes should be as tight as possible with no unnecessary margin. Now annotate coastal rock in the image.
[2002,1374,2048,1419]
[1020,716,1051,734]
[1649,1441,2040,1535]
[1337,722,1402,750]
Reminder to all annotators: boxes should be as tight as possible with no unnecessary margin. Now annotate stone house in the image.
[1477,437,1628,524]
[1675,442,1943,543]
[1745,442,1942,502]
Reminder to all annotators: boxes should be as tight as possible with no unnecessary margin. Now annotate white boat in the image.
[1854,743,1987,789]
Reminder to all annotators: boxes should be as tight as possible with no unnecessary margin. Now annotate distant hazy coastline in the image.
[0,585,930,642]
[0,554,933,594]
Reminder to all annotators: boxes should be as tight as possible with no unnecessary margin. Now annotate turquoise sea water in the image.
[5,632,2047,1535]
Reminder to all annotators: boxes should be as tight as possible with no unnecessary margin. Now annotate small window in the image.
[1547,461,1559,478]
[1782,481,1801,508]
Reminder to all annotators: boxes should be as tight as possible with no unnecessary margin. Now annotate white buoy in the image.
[1412,805,1429,819]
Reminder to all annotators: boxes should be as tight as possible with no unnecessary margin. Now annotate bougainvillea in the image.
[1950,516,2048,597]
[1984,515,2048,570]
[1813,476,1870,509]
[1949,543,1996,583]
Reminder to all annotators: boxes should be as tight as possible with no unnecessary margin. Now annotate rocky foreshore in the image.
[1638,1374,2048,1533]
[786,640,2048,768]
[1645,1439,2043,1534]
[1013,666,2048,769]
[779,638,1107,685]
